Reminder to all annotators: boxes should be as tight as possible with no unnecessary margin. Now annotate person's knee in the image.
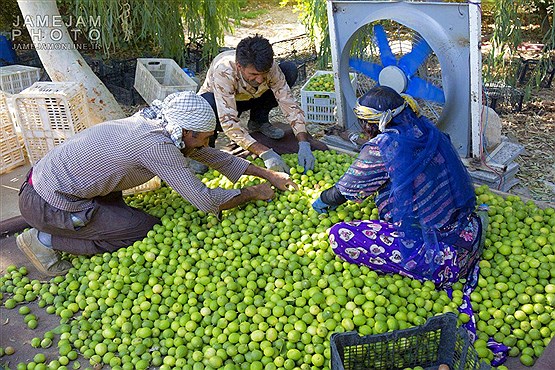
[143,214,161,232]
[200,92,222,141]
[200,92,217,113]
[279,61,298,87]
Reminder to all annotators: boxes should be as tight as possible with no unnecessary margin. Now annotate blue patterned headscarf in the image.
[356,86,476,237]
[140,91,216,149]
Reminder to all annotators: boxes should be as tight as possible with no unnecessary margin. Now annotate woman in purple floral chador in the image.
[312,86,483,289]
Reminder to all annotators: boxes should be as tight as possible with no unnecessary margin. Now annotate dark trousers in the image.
[18,178,159,255]
[533,335,555,370]
[201,61,298,147]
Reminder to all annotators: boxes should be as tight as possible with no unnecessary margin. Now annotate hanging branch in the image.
[57,0,241,63]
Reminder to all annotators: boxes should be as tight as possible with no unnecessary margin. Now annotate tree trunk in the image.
[17,0,125,124]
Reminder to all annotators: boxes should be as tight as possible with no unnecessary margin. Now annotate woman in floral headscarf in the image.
[312,86,484,288]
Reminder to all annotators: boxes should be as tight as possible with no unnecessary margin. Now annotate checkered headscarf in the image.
[141,91,216,149]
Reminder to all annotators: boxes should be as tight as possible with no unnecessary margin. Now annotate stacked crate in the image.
[0,65,42,94]
[0,91,26,174]
[13,82,92,165]
[0,65,43,173]
[134,58,198,105]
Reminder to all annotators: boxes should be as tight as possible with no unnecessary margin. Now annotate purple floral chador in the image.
[317,85,493,358]
[329,215,481,288]
[320,95,481,288]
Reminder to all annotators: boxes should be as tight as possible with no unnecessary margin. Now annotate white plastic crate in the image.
[0,92,27,174]
[134,58,198,105]
[0,65,42,94]
[13,82,93,165]
[301,70,356,124]
[123,176,162,196]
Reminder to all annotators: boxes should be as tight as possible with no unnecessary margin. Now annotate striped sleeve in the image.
[335,142,389,202]
[142,143,242,214]
[188,147,250,183]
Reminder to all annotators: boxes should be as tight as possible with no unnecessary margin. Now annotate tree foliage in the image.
[0,0,20,33]
[57,0,242,63]
[282,0,330,68]
[483,0,554,88]
[4,0,553,88]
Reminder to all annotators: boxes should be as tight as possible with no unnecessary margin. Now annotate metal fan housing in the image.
[327,0,482,158]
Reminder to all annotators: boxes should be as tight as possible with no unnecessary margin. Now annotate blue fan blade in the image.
[406,77,445,104]
[373,25,397,66]
[398,38,432,77]
[349,58,382,81]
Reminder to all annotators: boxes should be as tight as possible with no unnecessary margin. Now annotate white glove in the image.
[297,141,315,171]
[260,149,290,173]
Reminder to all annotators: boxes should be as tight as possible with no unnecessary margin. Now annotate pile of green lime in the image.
[472,186,555,367]
[303,73,336,93]
[1,150,554,370]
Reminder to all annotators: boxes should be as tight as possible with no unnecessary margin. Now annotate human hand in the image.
[266,171,299,192]
[312,197,337,214]
[297,141,315,171]
[260,149,290,173]
[251,183,275,201]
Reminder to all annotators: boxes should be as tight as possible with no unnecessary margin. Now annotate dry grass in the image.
[501,87,555,202]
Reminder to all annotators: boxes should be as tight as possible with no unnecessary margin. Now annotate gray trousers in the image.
[18,178,159,255]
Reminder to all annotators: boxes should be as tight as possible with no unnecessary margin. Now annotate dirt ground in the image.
[223,2,305,46]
